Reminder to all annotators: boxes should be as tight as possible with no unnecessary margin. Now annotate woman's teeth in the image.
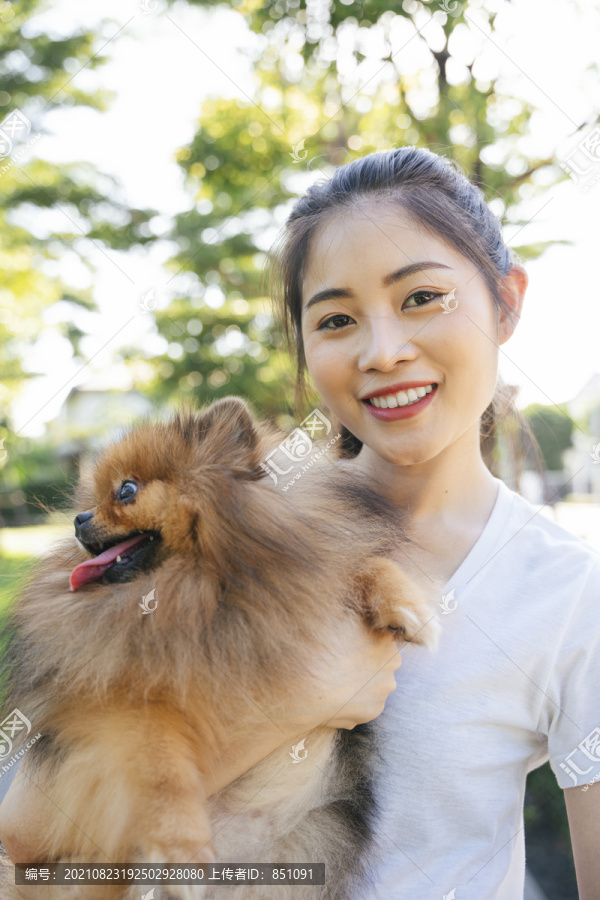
[367,384,435,408]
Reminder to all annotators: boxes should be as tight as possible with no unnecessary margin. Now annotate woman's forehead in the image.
[314,197,418,247]
[302,202,452,298]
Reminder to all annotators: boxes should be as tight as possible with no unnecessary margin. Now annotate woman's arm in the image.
[206,615,403,794]
[0,762,57,863]
[0,617,402,862]
[564,780,600,900]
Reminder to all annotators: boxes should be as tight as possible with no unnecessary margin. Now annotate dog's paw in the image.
[358,557,442,651]
[125,886,206,900]
[138,887,206,900]
[128,875,207,900]
[383,595,441,651]
[129,840,215,900]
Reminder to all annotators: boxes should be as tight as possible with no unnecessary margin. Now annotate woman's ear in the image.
[498,264,528,344]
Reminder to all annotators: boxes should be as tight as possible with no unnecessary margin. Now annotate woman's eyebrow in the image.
[304,261,452,311]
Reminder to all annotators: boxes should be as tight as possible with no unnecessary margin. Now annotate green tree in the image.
[0,0,155,412]
[523,404,573,471]
[0,0,155,521]
[122,0,577,421]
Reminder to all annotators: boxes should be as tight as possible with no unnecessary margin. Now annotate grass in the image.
[0,552,36,701]
[0,524,55,616]
[0,554,36,615]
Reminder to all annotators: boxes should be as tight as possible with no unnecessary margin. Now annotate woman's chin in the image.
[358,440,441,469]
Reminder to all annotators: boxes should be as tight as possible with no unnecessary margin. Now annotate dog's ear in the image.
[196,395,259,459]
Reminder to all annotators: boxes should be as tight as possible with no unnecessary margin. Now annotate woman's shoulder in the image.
[500,479,600,578]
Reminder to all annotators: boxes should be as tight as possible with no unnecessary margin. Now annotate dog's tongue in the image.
[69,533,149,592]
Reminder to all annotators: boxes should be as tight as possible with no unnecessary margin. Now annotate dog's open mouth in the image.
[70,532,161,592]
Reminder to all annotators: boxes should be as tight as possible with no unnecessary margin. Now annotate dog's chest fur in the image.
[205,724,380,899]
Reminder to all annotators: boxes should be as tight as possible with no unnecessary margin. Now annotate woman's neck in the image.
[349,428,496,520]
[342,428,501,588]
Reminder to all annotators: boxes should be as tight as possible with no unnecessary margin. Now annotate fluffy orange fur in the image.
[0,396,440,899]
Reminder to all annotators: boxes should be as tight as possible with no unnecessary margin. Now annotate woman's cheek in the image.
[306,338,346,390]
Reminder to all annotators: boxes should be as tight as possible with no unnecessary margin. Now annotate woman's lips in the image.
[361,384,438,420]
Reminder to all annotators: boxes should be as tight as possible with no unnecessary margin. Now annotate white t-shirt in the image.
[363,476,600,900]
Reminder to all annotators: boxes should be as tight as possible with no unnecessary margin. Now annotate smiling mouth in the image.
[363,383,437,408]
[70,531,161,591]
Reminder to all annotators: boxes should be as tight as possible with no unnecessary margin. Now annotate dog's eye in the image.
[118,480,138,502]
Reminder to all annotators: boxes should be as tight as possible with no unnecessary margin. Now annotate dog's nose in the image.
[74,511,95,540]
[74,511,94,528]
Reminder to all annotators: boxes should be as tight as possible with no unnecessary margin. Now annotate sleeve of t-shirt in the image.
[545,556,600,789]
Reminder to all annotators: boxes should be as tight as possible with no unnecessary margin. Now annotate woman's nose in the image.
[357,316,418,372]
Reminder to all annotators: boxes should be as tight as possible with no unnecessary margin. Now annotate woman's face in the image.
[300,199,513,467]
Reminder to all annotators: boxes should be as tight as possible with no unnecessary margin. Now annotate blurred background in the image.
[1,0,599,895]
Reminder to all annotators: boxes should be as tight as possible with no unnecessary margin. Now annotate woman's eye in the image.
[118,480,138,501]
[403,290,444,309]
[317,313,353,331]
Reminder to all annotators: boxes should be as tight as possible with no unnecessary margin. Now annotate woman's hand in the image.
[0,619,402,854]
[207,615,402,795]
[281,614,403,733]
[0,763,53,864]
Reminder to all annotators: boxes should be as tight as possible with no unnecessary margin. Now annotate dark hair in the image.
[268,146,538,486]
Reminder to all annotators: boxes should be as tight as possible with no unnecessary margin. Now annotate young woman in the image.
[1,147,599,900]
[266,146,600,900]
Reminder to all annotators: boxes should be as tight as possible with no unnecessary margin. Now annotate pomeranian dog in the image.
[0,396,439,900]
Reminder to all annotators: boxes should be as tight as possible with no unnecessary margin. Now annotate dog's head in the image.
[69,396,273,591]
